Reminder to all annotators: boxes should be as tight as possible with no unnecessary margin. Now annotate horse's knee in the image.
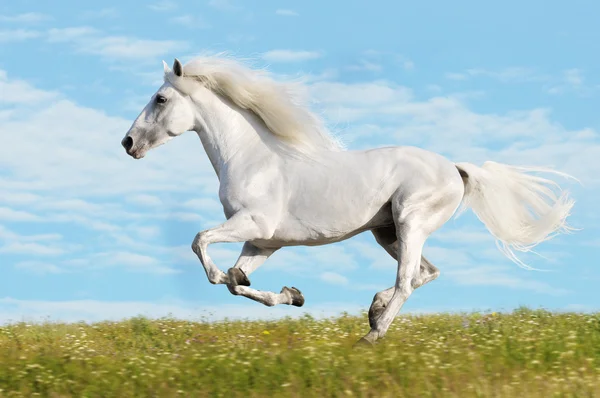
[191,232,206,255]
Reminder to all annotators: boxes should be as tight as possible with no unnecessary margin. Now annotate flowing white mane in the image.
[164,55,344,154]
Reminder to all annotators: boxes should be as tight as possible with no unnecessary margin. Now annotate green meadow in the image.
[0,308,598,397]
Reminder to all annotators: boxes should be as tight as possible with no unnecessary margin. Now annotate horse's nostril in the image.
[122,136,134,151]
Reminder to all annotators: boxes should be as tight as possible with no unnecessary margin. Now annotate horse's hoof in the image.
[353,337,374,349]
[282,286,305,307]
[227,268,250,287]
[368,305,385,329]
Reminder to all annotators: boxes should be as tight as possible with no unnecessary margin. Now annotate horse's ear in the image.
[162,60,171,74]
[173,58,183,77]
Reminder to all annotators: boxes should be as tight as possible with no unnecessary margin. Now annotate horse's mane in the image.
[164,54,344,154]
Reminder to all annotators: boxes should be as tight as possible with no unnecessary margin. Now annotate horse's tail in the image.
[454,161,576,269]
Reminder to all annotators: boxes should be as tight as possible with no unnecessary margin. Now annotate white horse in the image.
[122,56,575,345]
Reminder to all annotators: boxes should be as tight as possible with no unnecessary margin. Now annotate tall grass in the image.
[0,308,599,397]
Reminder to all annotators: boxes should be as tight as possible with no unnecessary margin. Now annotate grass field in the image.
[0,307,599,397]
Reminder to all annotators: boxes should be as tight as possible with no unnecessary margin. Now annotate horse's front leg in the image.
[191,211,272,285]
[226,242,277,287]
[225,243,304,307]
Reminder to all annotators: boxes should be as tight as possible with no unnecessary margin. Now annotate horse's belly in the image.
[254,199,394,248]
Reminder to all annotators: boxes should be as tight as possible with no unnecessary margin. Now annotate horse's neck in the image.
[192,94,274,178]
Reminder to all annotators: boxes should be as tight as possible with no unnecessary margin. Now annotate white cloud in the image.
[445,72,468,81]
[0,297,366,324]
[46,27,188,61]
[262,50,322,63]
[422,245,474,268]
[148,0,178,11]
[38,199,114,213]
[0,226,62,242]
[320,271,349,285]
[208,0,241,11]
[307,81,600,186]
[0,95,215,196]
[82,36,188,60]
[0,242,65,256]
[168,15,211,29]
[430,226,495,245]
[349,241,392,270]
[126,194,163,207]
[14,261,65,275]
[547,68,590,95]
[445,265,569,296]
[84,251,181,274]
[402,60,415,70]
[0,207,41,222]
[275,9,299,17]
[0,192,43,205]
[0,13,50,23]
[347,60,382,73]
[467,67,544,82]
[564,68,584,86]
[132,226,161,240]
[426,84,442,93]
[181,198,222,212]
[446,67,546,83]
[0,29,41,43]
[310,81,412,107]
[46,27,98,42]
[80,8,119,19]
[0,69,59,104]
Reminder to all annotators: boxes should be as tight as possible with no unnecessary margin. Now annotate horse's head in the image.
[121,58,196,159]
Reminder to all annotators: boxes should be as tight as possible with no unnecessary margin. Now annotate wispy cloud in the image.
[94,251,181,274]
[320,271,349,285]
[275,9,299,17]
[148,0,178,11]
[347,60,382,73]
[0,29,41,43]
[564,68,584,86]
[0,242,65,256]
[80,8,119,19]
[208,0,241,12]
[445,67,546,83]
[84,36,187,60]
[126,194,163,207]
[0,69,59,104]
[0,297,366,324]
[445,72,469,81]
[262,49,322,63]
[0,13,50,23]
[46,27,99,42]
[46,27,188,61]
[14,261,65,275]
[0,226,61,242]
[0,207,41,222]
[169,14,211,29]
[445,266,570,296]
[546,68,591,95]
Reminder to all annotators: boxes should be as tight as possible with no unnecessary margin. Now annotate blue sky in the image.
[1,0,599,324]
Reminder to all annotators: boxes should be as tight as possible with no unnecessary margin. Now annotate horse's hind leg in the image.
[359,181,464,345]
[369,226,440,328]
[359,219,427,345]
[372,225,441,288]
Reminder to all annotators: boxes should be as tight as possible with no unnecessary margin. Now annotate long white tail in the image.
[454,161,576,269]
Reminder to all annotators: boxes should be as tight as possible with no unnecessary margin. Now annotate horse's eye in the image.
[156,95,167,104]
